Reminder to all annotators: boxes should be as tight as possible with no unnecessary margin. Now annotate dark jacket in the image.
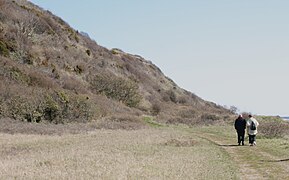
[234,117,246,132]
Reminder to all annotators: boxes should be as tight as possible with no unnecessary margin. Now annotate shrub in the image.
[259,121,288,138]
[0,40,9,57]
[66,28,79,43]
[163,90,177,103]
[90,74,141,107]
[199,113,220,125]
[44,94,60,122]
[0,83,95,123]
[9,66,30,83]
[178,96,188,104]
[151,102,161,115]
[62,76,87,94]
[28,71,55,88]
[111,48,123,55]
[179,109,197,119]
[43,91,94,123]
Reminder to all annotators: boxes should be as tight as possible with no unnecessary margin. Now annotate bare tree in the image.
[229,105,238,114]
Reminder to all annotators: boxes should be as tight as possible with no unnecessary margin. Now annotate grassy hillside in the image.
[0,0,231,127]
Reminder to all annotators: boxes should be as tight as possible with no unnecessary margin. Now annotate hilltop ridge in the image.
[0,0,231,128]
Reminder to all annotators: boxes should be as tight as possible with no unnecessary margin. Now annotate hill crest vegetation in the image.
[0,0,232,129]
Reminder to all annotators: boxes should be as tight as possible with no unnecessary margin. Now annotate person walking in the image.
[246,114,259,146]
[234,114,246,145]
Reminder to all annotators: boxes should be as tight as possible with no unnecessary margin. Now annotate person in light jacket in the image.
[246,114,259,146]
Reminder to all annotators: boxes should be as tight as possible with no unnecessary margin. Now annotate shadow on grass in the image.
[261,158,289,162]
[218,143,249,147]
[219,144,240,147]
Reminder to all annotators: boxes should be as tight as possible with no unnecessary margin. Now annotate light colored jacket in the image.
[246,117,259,135]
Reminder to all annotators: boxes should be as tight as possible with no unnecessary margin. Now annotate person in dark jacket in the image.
[234,114,246,145]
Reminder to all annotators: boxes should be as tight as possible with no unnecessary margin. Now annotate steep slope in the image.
[0,0,231,126]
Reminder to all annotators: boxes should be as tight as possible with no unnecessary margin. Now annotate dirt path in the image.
[193,130,289,180]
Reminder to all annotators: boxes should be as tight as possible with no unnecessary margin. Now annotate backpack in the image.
[250,121,256,130]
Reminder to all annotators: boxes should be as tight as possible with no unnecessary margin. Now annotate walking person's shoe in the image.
[253,141,256,146]
[242,142,244,146]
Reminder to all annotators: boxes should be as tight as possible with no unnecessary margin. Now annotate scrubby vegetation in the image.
[0,0,232,129]
[257,116,289,138]
[89,74,141,107]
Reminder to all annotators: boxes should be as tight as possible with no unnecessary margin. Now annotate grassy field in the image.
[0,126,237,179]
[0,122,288,179]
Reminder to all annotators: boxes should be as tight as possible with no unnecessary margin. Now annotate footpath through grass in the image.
[189,125,289,180]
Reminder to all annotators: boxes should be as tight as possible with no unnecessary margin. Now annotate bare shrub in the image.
[259,121,289,138]
[8,66,30,83]
[162,90,177,103]
[178,96,188,104]
[179,109,197,119]
[28,71,55,89]
[162,92,170,102]
[229,105,238,114]
[167,90,177,103]
[62,76,88,94]
[201,113,219,121]
[151,102,161,115]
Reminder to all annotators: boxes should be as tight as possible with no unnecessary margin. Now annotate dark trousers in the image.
[249,135,256,144]
[237,130,245,144]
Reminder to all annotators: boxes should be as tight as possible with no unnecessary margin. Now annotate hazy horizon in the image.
[29,0,289,116]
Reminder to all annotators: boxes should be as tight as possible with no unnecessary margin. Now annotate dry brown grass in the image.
[0,127,237,179]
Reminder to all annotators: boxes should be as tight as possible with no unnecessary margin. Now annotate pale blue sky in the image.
[29,0,289,116]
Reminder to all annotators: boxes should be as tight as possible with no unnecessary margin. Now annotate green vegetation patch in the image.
[143,116,164,128]
[0,40,10,57]
[66,28,79,43]
[9,66,30,83]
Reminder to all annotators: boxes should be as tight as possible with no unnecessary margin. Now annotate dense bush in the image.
[151,102,161,115]
[90,74,141,107]
[0,84,94,123]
